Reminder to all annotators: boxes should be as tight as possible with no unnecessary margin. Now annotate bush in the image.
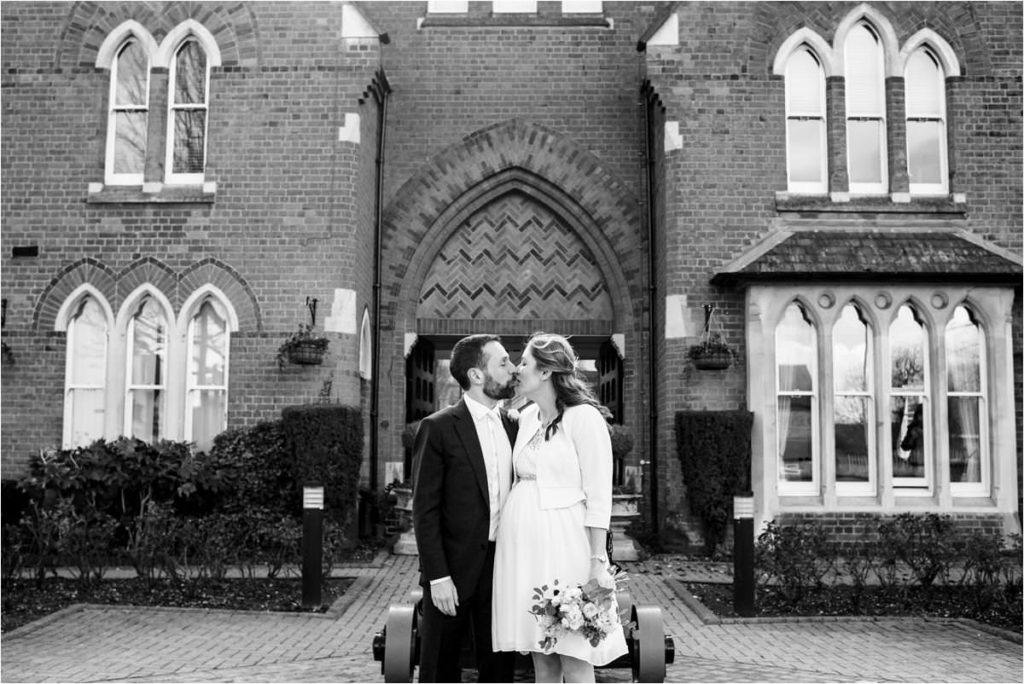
[206,420,294,518]
[755,519,836,604]
[674,410,753,554]
[877,513,957,587]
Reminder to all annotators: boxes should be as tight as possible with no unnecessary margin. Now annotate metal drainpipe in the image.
[642,81,660,534]
[369,68,390,494]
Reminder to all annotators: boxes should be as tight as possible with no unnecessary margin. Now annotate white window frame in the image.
[784,46,828,194]
[427,0,468,12]
[183,297,230,450]
[887,303,932,493]
[831,302,877,497]
[58,289,115,448]
[844,22,889,195]
[105,38,151,186]
[775,301,820,496]
[493,0,537,13]
[165,38,210,185]
[561,0,602,13]
[945,305,990,498]
[904,46,949,195]
[122,293,172,441]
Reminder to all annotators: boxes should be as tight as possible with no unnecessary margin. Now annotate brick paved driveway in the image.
[2,554,1020,683]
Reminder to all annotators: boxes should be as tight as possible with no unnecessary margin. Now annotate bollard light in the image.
[302,485,325,609]
[732,493,755,617]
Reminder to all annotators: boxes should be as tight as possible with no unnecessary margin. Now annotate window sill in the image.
[418,15,610,29]
[775,191,967,215]
[87,182,216,204]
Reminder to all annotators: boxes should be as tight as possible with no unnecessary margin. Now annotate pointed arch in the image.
[54,284,116,332]
[900,29,961,77]
[772,27,835,77]
[116,283,175,332]
[154,19,222,68]
[94,20,158,69]
[117,258,177,310]
[177,284,240,332]
[833,4,901,77]
[36,258,118,332]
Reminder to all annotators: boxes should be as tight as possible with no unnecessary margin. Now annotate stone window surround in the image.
[745,283,1018,535]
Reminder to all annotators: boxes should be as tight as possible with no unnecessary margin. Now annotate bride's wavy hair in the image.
[526,332,611,440]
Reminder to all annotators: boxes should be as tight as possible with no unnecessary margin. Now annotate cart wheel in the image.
[630,604,666,683]
[383,603,418,683]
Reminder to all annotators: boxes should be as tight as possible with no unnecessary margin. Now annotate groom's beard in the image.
[483,374,516,401]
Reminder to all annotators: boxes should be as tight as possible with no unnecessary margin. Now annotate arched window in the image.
[945,305,987,491]
[784,47,828,193]
[125,296,168,441]
[64,297,108,447]
[905,47,948,194]
[359,307,372,380]
[776,302,818,492]
[844,23,888,193]
[889,304,929,487]
[832,303,874,493]
[185,298,229,451]
[166,39,209,183]
[106,39,150,185]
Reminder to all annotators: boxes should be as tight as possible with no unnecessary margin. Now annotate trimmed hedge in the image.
[675,410,753,555]
[281,404,363,536]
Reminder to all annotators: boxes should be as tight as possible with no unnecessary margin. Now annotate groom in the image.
[412,334,518,683]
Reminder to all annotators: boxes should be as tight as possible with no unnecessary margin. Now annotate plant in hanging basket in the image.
[688,333,735,371]
[277,324,329,368]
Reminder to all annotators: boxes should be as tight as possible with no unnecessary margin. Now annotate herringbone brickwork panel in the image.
[417,192,613,321]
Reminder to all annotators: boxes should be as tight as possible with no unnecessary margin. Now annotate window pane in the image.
[70,299,107,386]
[190,301,227,386]
[190,389,225,452]
[777,303,815,392]
[427,0,468,11]
[779,396,813,481]
[562,0,601,12]
[787,119,824,183]
[948,396,981,483]
[833,305,869,391]
[131,299,166,385]
[891,395,925,478]
[835,396,870,482]
[173,110,206,174]
[785,50,823,114]
[493,0,537,12]
[946,306,981,392]
[174,41,207,105]
[114,112,147,174]
[845,25,883,114]
[905,49,942,117]
[69,389,105,447]
[890,306,926,390]
[130,389,162,441]
[907,120,942,185]
[116,41,148,106]
[847,119,883,184]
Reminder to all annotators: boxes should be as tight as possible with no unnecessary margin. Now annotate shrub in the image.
[206,420,294,518]
[674,410,753,555]
[755,520,836,605]
[877,513,957,587]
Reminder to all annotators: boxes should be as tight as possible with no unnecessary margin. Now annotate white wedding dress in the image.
[491,406,628,665]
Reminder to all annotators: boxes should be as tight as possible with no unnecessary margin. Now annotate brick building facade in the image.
[2,1,1021,546]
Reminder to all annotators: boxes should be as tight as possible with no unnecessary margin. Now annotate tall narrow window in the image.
[889,305,929,487]
[833,304,874,493]
[785,47,828,193]
[186,299,228,452]
[845,23,888,193]
[776,302,818,492]
[106,40,149,185]
[125,297,167,441]
[905,47,948,194]
[493,0,537,12]
[64,298,108,447]
[166,39,208,183]
[945,306,987,492]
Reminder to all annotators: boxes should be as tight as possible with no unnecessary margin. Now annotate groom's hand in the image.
[430,578,459,616]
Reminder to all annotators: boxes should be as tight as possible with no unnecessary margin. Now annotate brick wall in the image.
[775,512,1007,552]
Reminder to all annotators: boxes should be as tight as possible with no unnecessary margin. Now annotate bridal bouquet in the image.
[529,570,630,651]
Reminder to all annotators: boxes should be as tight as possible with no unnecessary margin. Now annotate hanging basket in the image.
[691,349,732,371]
[287,339,327,365]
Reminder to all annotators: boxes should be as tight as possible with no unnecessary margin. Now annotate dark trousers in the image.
[418,542,514,683]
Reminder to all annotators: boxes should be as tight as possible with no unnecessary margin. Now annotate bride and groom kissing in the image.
[412,333,627,683]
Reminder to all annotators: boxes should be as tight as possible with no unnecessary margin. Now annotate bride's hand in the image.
[589,559,615,589]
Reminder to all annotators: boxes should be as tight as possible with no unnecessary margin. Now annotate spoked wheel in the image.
[630,604,667,683]
[383,603,418,683]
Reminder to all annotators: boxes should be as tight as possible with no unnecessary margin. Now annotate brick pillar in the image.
[945,76,963,195]
[886,77,909,194]
[144,68,169,184]
[826,76,849,193]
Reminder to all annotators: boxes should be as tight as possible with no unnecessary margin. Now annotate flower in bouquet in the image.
[529,570,631,652]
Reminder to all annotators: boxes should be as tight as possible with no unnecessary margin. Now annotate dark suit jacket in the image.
[412,398,518,599]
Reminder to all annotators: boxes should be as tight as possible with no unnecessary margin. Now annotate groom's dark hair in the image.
[450,334,502,390]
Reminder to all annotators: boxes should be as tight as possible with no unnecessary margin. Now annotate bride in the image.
[491,333,628,683]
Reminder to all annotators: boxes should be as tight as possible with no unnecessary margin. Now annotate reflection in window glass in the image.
[784,48,826,190]
[907,121,942,184]
[776,303,816,484]
[66,298,107,447]
[169,40,208,177]
[844,23,886,191]
[946,306,984,484]
[847,119,883,184]
[111,41,149,177]
[889,305,928,483]
[127,297,166,441]
[188,300,228,451]
[906,48,946,191]
[833,305,872,484]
